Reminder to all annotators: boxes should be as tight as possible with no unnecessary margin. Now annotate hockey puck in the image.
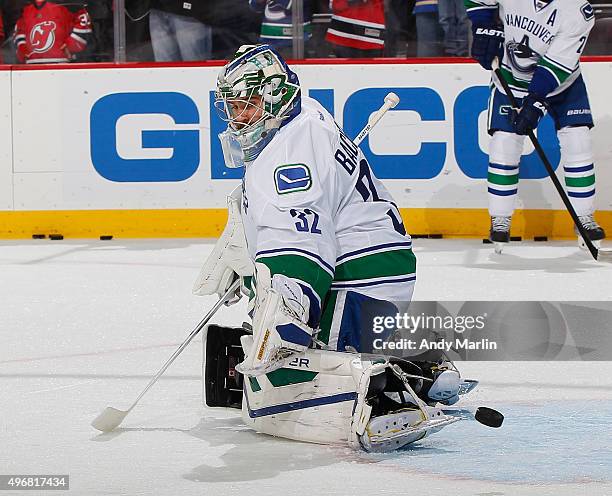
[49,234,64,240]
[475,407,504,428]
[482,239,493,244]
[100,235,113,240]
[534,236,548,242]
[32,234,45,239]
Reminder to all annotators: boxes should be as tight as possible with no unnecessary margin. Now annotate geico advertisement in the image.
[9,63,612,210]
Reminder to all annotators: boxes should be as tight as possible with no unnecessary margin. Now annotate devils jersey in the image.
[326,0,385,51]
[0,12,4,64]
[13,2,92,64]
[241,96,415,326]
[466,0,594,97]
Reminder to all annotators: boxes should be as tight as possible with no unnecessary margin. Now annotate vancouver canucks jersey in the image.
[240,96,415,326]
[465,0,595,97]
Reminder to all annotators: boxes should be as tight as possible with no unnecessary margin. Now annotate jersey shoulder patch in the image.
[274,164,312,195]
[580,2,594,21]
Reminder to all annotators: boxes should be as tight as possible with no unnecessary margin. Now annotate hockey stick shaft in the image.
[91,278,241,432]
[353,92,400,146]
[494,68,601,261]
[129,277,241,410]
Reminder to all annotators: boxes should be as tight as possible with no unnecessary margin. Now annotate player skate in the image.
[489,216,511,254]
[576,214,606,250]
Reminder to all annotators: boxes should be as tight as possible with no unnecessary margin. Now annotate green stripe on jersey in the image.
[499,67,529,90]
[261,23,312,39]
[317,290,339,346]
[464,0,496,10]
[257,254,332,302]
[335,248,416,282]
[539,57,573,85]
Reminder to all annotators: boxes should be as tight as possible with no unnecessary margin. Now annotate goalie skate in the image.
[359,405,460,452]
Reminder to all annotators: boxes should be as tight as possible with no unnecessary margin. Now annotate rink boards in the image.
[0,59,611,238]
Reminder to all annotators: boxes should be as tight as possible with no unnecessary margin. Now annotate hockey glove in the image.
[512,93,547,135]
[193,187,253,305]
[470,25,504,70]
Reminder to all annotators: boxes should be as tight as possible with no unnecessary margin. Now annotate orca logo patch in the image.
[275,164,312,194]
[581,3,594,21]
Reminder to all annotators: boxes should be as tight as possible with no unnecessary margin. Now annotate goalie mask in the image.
[215,44,301,167]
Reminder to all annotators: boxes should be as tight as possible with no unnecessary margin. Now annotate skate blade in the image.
[361,415,460,452]
[494,242,506,254]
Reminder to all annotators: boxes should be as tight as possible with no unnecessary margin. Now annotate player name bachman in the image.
[372,338,497,352]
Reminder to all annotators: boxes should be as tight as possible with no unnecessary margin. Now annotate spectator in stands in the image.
[326,0,385,58]
[413,0,442,57]
[249,0,313,59]
[149,0,212,61]
[13,0,92,64]
[437,0,467,56]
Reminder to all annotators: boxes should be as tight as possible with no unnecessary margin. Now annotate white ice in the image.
[1,238,611,496]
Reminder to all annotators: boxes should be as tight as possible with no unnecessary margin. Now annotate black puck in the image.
[100,235,113,240]
[534,236,548,242]
[475,407,504,428]
[482,239,493,244]
[32,234,46,239]
[49,234,64,240]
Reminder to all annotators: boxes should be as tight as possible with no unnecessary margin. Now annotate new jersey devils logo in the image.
[29,21,56,53]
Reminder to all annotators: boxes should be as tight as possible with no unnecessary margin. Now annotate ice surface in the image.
[1,239,611,496]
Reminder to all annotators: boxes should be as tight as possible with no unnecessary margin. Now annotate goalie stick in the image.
[91,278,241,433]
[494,63,612,262]
[353,92,400,146]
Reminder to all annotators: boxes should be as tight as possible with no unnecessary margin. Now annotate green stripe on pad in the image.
[335,248,416,282]
[266,368,318,387]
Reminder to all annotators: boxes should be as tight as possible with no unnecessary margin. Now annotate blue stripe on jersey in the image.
[331,275,416,290]
[298,282,322,327]
[256,247,334,275]
[336,241,413,263]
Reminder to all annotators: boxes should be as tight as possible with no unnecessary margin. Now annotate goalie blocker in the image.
[203,324,475,452]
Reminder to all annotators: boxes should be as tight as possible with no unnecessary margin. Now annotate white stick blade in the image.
[91,407,129,432]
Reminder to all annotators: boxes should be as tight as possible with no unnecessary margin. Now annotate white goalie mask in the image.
[215,44,301,167]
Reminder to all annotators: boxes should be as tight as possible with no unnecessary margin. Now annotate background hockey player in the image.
[465,0,606,249]
[13,0,92,64]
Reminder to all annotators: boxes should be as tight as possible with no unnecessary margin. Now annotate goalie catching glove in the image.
[193,187,254,304]
[236,263,315,376]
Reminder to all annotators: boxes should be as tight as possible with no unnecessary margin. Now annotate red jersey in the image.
[13,2,92,64]
[0,11,4,64]
[326,0,385,51]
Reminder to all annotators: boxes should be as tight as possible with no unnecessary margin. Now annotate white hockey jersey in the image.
[466,0,594,97]
[240,96,416,325]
